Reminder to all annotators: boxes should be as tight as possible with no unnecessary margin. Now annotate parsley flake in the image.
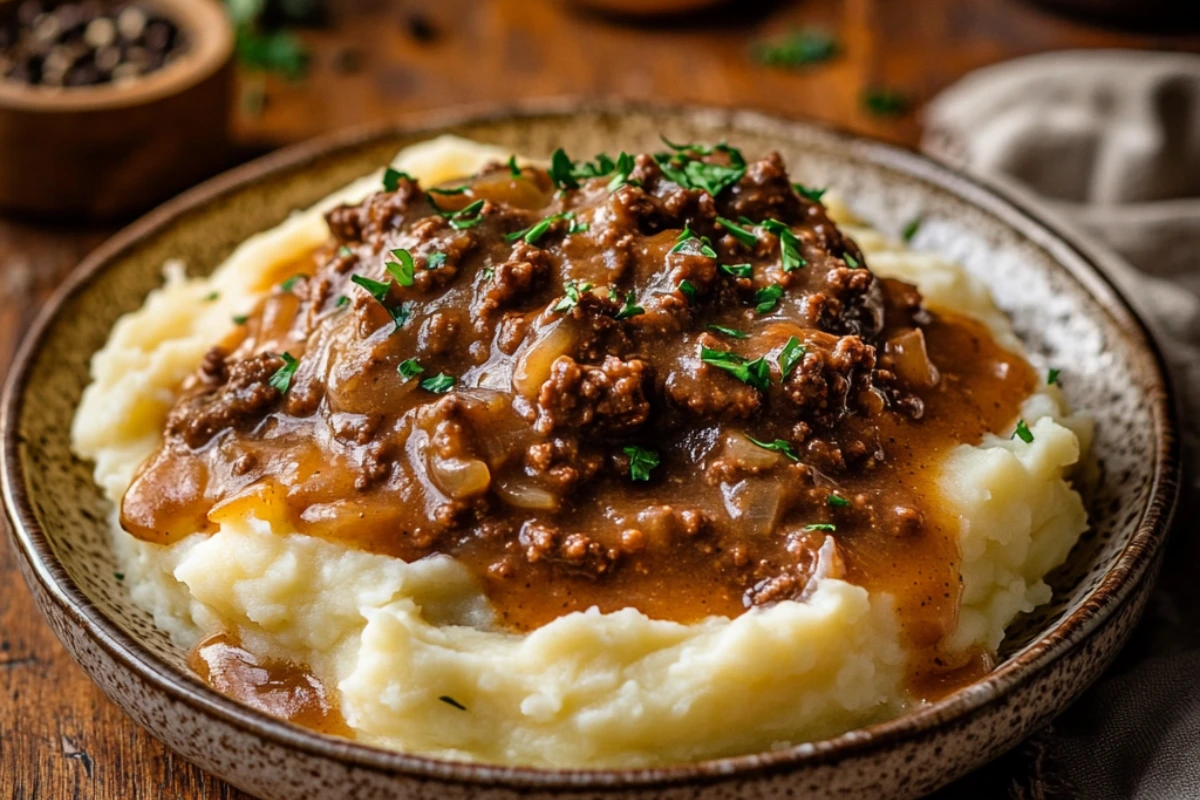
[548,148,580,190]
[1047,368,1061,386]
[420,373,456,394]
[398,359,424,380]
[760,219,806,271]
[606,152,637,192]
[427,251,447,270]
[778,336,806,378]
[721,263,753,279]
[1012,419,1035,443]
[446,198,486,230]
[385,248,416,287]
[507,155,521,177]
[351,274,390,303]
[716,216,758,249]
[382,167,411,192]
[708,324,749,339]
[438,695,468,711]
[614,291,645,320]
[862,87,911,117]
[670,225,717,258]
[754,284,784,314]
[747,435,800,461]
[827,494,850,508]
[428,186,468,196]
[337,245,354,258]
[552,280,593,313]
[114,571,125,581]
[335,295,349,308]
[280,274,305,293]
[902,216,922,242]
[232,314,249,325]
[623,445,660,482]
[700,346,771,391]
[202,291,219,302]
[678,279,697,303]
[803,523,837,532]
[793,183,827,203]
[752,29,838,68]
[844,253,860,268]
[507,212,575,246]
[269,352,299,394]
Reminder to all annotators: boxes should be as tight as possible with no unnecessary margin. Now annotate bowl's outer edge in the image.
[0,98,1182,796]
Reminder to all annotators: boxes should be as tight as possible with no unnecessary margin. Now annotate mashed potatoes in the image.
[72,137,1090,768]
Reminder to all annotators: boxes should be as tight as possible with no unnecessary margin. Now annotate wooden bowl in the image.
[0,0,233,219]
[1,101,1180,799]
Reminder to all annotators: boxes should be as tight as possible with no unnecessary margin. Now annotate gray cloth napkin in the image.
[922,50,1200,799]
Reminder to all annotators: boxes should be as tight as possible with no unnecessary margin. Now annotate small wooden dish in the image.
[0,0,233,219]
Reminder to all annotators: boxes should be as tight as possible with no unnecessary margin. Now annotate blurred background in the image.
[2,1,1199,798]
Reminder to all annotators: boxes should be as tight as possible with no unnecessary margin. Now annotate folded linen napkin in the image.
[923,50,1200,800]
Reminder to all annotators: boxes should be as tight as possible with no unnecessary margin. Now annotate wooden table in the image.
[2,0,1197,797]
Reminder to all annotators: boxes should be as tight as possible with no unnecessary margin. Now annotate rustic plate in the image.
[1,101,1180,800]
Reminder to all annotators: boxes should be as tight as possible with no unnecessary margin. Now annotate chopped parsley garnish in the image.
[398,358,424,380]
[507,155,521,177]
[803,523,837,532]
[720,263,753,279]
[114,572,125,581]
[754,284,784,314]
[862,87,911,117]
[385,248,416,287]
[902,216,922,242]
[606,152,637,192]
[350,274,409,329]
[793,183,827,203]
[232,314,249,325]
[623,445,660,482]
[269,352,299,393]
[653,143,746,197]
[1012,419,1035,443]
[678,279,697,303]
[279,274,305,293]
[700,346,771,391]
[480,267,494,280]
[670,224,718,258]
[716,216,758,249]
[382,167,411,192]
[428,186,468,196]
[202,291,219,302]
[335,295,349,308]
[337,245,354,258]
[426,251,447,270]
[844,253,860,268]
[548,148,580,190]
[827,494,850,508]
[446,198,486,230]
[747,435,800,461]
[567,219,589,234]
[507,211,575,246]
[552,280,592,313]
[760,219,806,271]
[351,274,390,303]
[420,373,456,394]
[778,336,806,378]
[707,324,748,339]
[614,291,644,320]
[1047,368,1061,386]
[751,29,838,68]
[438,695,468,711]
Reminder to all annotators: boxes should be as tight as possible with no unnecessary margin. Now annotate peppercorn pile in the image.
[0,0,185,88]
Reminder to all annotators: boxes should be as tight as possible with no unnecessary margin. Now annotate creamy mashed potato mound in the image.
[72,137,1090,768]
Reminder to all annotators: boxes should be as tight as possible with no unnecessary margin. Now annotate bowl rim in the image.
[0,0,233,113]
[0,98,1181,790]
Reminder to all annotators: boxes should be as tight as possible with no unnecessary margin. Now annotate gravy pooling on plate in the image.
[119,143,1035,696]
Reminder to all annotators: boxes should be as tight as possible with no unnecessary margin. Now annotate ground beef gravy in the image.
[121,145,1035,698]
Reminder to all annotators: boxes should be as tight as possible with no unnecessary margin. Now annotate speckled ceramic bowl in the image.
[1,102,1180,800]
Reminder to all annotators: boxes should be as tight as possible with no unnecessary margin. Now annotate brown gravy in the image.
[125,144,1036,713]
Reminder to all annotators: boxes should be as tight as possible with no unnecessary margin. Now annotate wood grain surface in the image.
[2,0,1198,797]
